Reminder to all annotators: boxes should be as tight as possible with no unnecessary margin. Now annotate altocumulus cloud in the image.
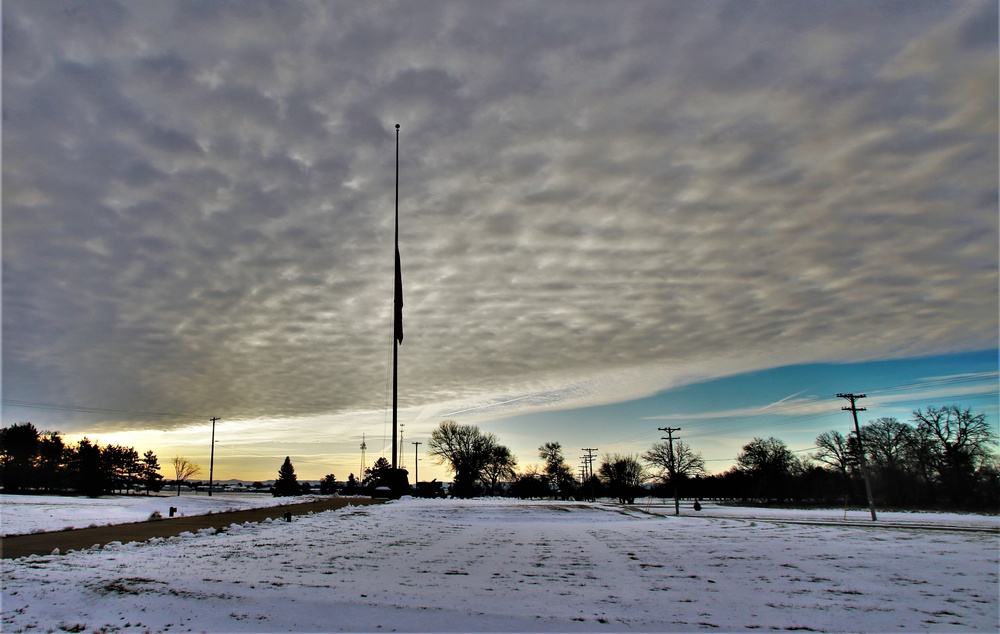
[3,0,997,434]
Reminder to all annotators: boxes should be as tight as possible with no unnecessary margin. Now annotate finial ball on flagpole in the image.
[395,123,400,129]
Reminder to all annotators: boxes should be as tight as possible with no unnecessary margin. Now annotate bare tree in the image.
[911,406,996,504]
[736,437,794,502]
[598,454,646,504]
[172,456,201,496]
[644,439,706,481]
[812,430,854,475]
[861,418,913,472]
[644,439,705,512]
[509,465,549,499]
[480,444,517,495]
[856,417,918,505]
[428,420,496,498]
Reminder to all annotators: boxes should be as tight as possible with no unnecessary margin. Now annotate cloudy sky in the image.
[4,0,997,481]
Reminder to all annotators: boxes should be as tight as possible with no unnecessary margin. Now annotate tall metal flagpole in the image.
[392,123,400,470]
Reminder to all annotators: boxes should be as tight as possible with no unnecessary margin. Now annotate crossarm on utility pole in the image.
[837,393,877,521]
[658,427,682,515]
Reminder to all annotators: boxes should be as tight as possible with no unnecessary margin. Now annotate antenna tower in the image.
[360,433,368,477]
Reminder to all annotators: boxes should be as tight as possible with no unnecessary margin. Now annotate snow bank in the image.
[0,493,326,536]
[642,500,1000,529]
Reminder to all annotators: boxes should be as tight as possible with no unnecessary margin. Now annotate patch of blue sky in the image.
[489,349,998,472]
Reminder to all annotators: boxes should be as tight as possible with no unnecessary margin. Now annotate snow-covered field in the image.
[2,497,998,632]
[7,492,996,537]
[0,492,314,537]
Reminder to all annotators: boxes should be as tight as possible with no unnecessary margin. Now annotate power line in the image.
[703,447,817,463]
[609,376,998,448]
[682,411,833,441]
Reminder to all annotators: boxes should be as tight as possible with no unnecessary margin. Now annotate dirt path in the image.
[1,497,384,559]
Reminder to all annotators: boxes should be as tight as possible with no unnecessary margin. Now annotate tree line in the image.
[694,405,997,510]
[5,403,995,510]
[424,420,703,505]
[425,405,998,511]
[0,423,164,496]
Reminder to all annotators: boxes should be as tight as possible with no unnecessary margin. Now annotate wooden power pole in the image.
[658,427,682,515]
[838,393,877,521]
[582,448,598,501]
[208,416,220,497]
[412,441,421,485]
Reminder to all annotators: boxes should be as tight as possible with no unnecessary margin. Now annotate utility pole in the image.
[582,448,598,480]
[412,441,421,485]
[837,393,877,521]
[658,427,682,515]
[208,416,220,497]
[582,448,598,501]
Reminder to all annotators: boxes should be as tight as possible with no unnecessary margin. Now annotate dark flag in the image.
[394,247,403,343]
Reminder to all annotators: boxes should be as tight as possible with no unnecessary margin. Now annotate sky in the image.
[3,0,997,483]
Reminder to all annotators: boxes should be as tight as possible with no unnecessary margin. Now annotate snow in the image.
[2,498,998,632]
[640,500,1000,529]
[0,493,316,537]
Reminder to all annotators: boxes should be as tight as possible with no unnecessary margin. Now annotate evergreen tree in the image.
[273,456,301,497]
[74,438,107,497]
[140,450,164,495]
[37,431,67,493]
[0,423,173,497]
[105,445,140,494]
[364,456,393,487]
[319,473,337,494]
[0,422,40,493]
[345,473,359,493]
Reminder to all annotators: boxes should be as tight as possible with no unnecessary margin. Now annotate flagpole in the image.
[392,123,399,471]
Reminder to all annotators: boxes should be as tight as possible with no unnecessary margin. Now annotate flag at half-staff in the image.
[386,122,409,497]
[394,246,403,344]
